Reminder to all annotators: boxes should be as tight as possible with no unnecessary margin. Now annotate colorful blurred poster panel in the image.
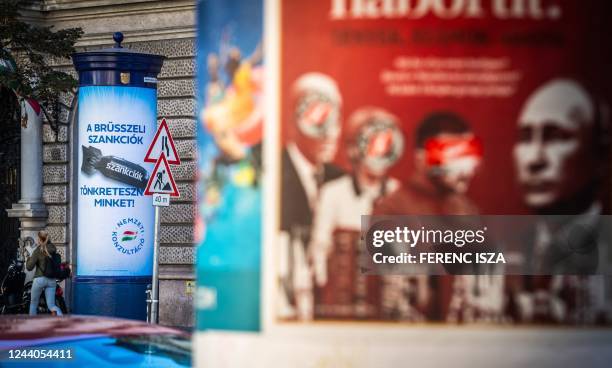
[196,0,263,331]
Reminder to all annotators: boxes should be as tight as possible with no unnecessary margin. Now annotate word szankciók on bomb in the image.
[81,145,149,189]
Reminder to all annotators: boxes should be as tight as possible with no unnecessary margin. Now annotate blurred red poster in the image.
[276,0,612,324]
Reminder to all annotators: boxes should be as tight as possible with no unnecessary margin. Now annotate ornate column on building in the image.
[7,98,48,279]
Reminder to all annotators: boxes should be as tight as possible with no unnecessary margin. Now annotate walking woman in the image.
[26,230,63,316]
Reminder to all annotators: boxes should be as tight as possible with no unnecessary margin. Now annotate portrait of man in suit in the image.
[308,107,404,320]
[511,78,612,324]
[373,111,492,323]
[514,79,608,216]
[278,72,344,319]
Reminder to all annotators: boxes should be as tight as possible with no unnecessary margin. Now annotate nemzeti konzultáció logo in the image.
[112,218,146,255]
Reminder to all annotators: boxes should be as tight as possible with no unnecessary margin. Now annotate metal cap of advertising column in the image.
[72,33,164,320]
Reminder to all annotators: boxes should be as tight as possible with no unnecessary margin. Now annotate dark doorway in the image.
[0,86,21,282]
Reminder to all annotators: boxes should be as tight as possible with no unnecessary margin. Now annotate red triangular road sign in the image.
[144,119,181,165]
[145,154,180,197]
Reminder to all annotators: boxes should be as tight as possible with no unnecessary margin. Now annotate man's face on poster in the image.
[293,91,341,165]
[425,133,482,194]
[356,118,404,177]
[513,80,596,210]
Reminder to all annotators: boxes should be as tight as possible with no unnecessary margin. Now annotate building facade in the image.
[17,0,197,327]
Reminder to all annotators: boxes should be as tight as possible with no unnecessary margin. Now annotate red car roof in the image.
[0,315,189,341]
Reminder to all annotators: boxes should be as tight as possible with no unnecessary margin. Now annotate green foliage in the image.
[0,0,83,127]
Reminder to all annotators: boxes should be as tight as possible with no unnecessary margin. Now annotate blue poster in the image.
[77,86,156,277]
[196,0,263,331]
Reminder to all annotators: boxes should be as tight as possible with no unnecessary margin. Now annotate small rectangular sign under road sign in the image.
[152,193,170,207]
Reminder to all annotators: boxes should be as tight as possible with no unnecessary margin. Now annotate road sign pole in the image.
[150,204,161,324]
[144,118,181,323]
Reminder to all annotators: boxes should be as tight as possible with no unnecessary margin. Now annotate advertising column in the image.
[72,33,164,320]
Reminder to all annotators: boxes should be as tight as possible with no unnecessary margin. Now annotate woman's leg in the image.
[29,277,44,315]
[43,278,62,316]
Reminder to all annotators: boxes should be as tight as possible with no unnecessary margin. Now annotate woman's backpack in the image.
[43,253,63,279]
